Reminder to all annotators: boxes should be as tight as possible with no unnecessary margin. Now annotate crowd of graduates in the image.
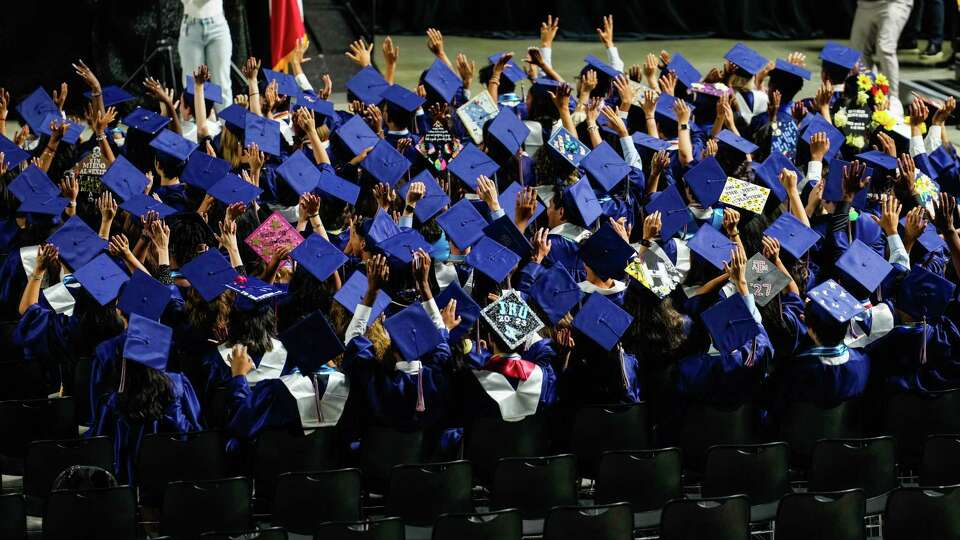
[0,14,958,492]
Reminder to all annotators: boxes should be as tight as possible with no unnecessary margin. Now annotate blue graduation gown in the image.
[90,334,125,423]
[459,339,558,423]
[676,329,774,406]
[871,318,960,393]
[153,183,191,212]
[544,234,586,282]
[781,345,871,406]
[0,248,30,320]
[13,304,78,395]
[88,372,202,485]
[198,339,291,400]
[558,349,642,406]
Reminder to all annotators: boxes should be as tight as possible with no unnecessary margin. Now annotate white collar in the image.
[472,364,544,422]
[280,371,350,432]
[387,129,410,136]
[549,223,591,243]
[578,280,626,295]
[220,338,287,385]
[395,360,422,374]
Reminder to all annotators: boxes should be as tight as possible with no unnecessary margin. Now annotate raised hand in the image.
[761,236,782,263]
[405,181,426,208]
[455,52,475,87]
[643,211,662,241]
[514,186,537,230]
[596,14,615,49]
[52,82,68,111]
[475,175,500,212]
[426,28,446,58]
[531,227,552,264]
[373,182,396,210]
[382,36,399,65]
[841,160,871,202]
[346,38,374,67]
[229,344,254,377]
[547,83,573,114]
[441,298,462,331]
[722,208,741,237]
[241,57,261,81]
[658,71,678,96]
[540,14,560,47]
[809,131,831,162]
[366,254,390,293]
[193,64,211,84]
[72,59,101,92]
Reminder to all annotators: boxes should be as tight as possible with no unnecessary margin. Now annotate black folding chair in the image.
[491,454,577,536]
[0,359,45,401]
[72,356,93,426]
[200,526,288,539]
[702,442,790,522]
[431,509,522,540]
[137,430,229,506]
[0,397,77,466]
[779,398,860,467]
[679,402,754,471]
[884,484,960,540]
[314,517,404,540]
[808,436,897,515]
[360,426,423,492]
[883,388,960,466]
[774,489,866,540]
[387,460,474,526]
[659,495,750,540]
[272,469,361,534]
[464,414,546,484]
[570,403,649,478]
[920,434,960,486]
[543,503,633,540]
[23,436,113,514]
[42,486,137,540]
[253,427,339,501]
[160,477,252,539]
[594,448,682,530]
[0,494,25,540]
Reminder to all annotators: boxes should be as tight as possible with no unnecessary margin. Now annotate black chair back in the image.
[200,527,288,539]
[659,495,750,540]
[0,397,76,463]
[0,359,45,401]
[72,356,93,426]
[42,486,137,540]
[543,503,633,540]
[254,427,339,501]
[273,469,361,534]
[774,489,866,540]
[465,414,546,484]
[808,437,897,499]
[0,494,25,540]
[884,388,960,466]
[884,484,960,540]
[595,448,682,511]
[780,399,860,467]
[570,403,649,478]
[160,477,252,538]
[920,434,960,486]
[313,517,404,540]
[702,442,790,505]
[360,426,423,491]
[679,402,754,471]
[24,436,112,514]
[491,454,577,519]
[387,460,474,526]
[138,430,229,505]
[431,509,522,540]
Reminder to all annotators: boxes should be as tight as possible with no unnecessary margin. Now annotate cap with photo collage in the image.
[399,170,450,222]
[624,245,684,299]
[580,141,631,193]
[436,198,488,249]
[572,291,633,351]
[48,215,108,270]
[447,143,499,190]
[481,289,545,350]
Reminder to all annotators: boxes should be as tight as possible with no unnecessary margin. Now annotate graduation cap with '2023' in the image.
[481,289,545,350]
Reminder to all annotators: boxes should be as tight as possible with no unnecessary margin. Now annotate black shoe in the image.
[899,40,920,53]
[920,42,944,64]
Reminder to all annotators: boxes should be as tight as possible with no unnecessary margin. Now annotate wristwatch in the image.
[679,124,689,131]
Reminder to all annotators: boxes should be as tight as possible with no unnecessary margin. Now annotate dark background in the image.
[0,0,861,110]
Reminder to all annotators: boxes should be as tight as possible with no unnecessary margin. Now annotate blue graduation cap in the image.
[855,150,898,173]
[383,303,443,362]
[806,279,865,323]
[122,107,171,135]
[207,173,263,205]
[764,212,822,260]
[181,152,232,190]
[487,109,530,157]
[531,77,562,98]
[218,103,249,131]
[245,114,282,156]
[278,310,346,372]
[18,194,69,216]
[820,42,861,71]
[179,249,238,302]
[724,43,768,75]
[753,152,798,202]
[447,143,499,190]
[483,215,533,261]
[9,165,59,203]
[905,220,947,255]
[0,134,31,169]
[277,150,322,194]
[101,155,150,202]
[823,157,872,209]
[316,169,361,206]
[898,266,956,320]
[184,75,225,105]
[701,293,762,354]
[36,114,84,145]
[836,239,893,295]
[583,54,621,78]
[529,262,582,324]
[73,253,129,305]
[378,228,432,264]
[262,68,301,97]
[118,270,171,321]
[149,129,199,161]
[580,221,637,280]
[644,185,690,239]
[465,236,521,283]
[346,66,389,104]
[436,198,488,249]
[290,232,348,281]
[423,59,462,103]
[119,194,177,219]
[361,139,412,187]
[16,87,59,133]
[717,129,759,157]
[332,115,380,157]
[801,115,844,161]
[381,84,426,113]
[489,52,527,84]
[632,132,673,154]
[547,128,590,169]
[654,94,695,124]
[666,53,702,89]
[563,176,604,229]
[333,270,392,320]
[773,59,811,81]
[684,156,727,207]
[497,181,544,224]
[123,314,173,371]
[48,215,108,270]
[296,93,337,120]
[435,279,481,340]
[364,209,402,246]
[688,224,736,270]
[398,170,449,221]
[580,141,631,193]
[572,291,633,351]
[85,85,136,107]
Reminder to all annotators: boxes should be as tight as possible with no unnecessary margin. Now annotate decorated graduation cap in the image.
[383,302,443,362]
[48,215,108,270]
[317,168,362,206]
[207,173,263,205]
[382,83,426,114]
[466,236,521,283]
[334,115,382,157]
[334,270,392,320]
[85,85,135,107]
[123,314,173,372]
[184,75,225,105]
[580,141,631,192]
[181,152,231,190]
[277,150,322,195]
[16,87,59,133]
[481,289,545,350]
[0,134,31,169]
[361,139,412,187]
[73,253,129,305]
[724,43,768,76]
[753,152,798,202]
[447,143,499,190]
[436,198,488,249]
[898,266,956,320]
[118,270,171,320]
[423,59,462,103]
[489,52,527,84]
[119,194,177,219]
[820,41,861,71]
[498,181,544,224]
[643,184,690,239]
[572,291,633,351]
[9,165,59,203]
[378,228,432,264]
[580,221,636,280]
[528,262,581,324]
[122,107,171,135]
[487,108,530,159]
[582,54,621,78]
[624,246,684,299]
[806,279,865,323]
[483,215,533,261]
[279,310,346,373]
[245,114,282,156]
[764,212,821,260]
[718,178,770,215]
[262,68,300,97]
[436,280,481,340]
[562,176,603,228]
[684,156,727,207]
[717,129,759,159]
[688,224,736,270]
[399,170,450,222]
[835,239,893,295]
[666,53,702,93]
[244,211,303,264]
[290,232,347,281]
[149,129,198,161]
[800,115,844,161]
[18,194,69,216]
[701,293,762,355]
[547,128,590,169]
[364,209,402,246]
[346,66,389,104]
[823,157,872,209]
[179,249,239,302]
[101,155,150,202]
[744,253,791,307]
[226,275,286,311]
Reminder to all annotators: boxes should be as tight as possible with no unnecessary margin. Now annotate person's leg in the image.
[177,16,206,89]
[202,16,234,111]
[901,0,923,50]
[876,0,916,99]
[851,1,880,70]
[927,0,945,46]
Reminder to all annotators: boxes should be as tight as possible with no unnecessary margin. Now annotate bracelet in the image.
[586,125,599,132]
[29,273,44,281]
[249,91,260,96]
[645,115,655,121]
[489,77,500,85]
[308,213,319,219]
[90,92,102,97]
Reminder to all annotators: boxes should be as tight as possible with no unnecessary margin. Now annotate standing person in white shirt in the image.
[178,0,233,109]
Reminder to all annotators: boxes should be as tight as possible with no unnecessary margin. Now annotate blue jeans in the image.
[905,0,945,46]
[178,14,233,109]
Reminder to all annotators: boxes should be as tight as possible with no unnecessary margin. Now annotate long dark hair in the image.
[282,266,334,330]
[115,361,173,422]
[226,304,277,358]
[70,288,125,357]
[624,292,688,364]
